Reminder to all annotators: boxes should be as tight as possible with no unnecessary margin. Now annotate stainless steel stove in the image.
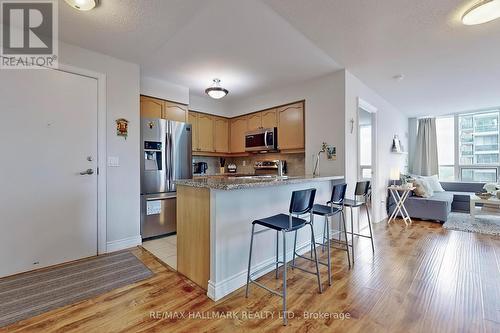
[254,160,287,176]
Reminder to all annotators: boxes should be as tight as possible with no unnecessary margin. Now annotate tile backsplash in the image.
[192,156,221,175]
[193,153,305,176]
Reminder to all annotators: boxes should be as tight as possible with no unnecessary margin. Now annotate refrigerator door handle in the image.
[165,123,171,191]
[168,131,174,190]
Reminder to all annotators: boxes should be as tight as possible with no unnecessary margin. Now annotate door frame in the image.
[357,97,378,222]
[58,63,107,255]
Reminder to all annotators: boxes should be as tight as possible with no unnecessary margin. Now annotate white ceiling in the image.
[57,0,500,116]
[262,0,500,116]
[58,0,340,101]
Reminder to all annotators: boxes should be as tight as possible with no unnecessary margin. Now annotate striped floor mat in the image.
[0,251,153,327]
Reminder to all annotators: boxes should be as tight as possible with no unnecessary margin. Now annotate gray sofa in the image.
[387,181,485,222]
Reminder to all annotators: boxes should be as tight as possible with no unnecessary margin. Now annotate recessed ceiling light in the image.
[64,0,99,11]
[205,79,229,99]
[462,0,500,25]
[393,74,405,81]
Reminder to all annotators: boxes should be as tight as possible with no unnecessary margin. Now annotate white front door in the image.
[0,68,98,278]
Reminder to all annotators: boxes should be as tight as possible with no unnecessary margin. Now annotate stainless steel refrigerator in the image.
[140,118,192,239]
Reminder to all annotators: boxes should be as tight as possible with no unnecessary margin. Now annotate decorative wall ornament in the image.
[324,143,337,160]
[313,142,337,176]
[391,135,402,153]
[116,118,129,139]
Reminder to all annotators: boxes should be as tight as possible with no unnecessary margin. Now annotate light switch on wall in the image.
[108,156,120,167]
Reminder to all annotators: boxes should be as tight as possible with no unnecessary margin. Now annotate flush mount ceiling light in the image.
[393,74,405,81]
[64,0,99,11]
[205,79,229,99]
[462,0,500,25]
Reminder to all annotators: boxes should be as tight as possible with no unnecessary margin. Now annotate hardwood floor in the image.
[2,219,500,333]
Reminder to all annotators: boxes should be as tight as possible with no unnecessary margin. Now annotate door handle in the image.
[79,168,94,175]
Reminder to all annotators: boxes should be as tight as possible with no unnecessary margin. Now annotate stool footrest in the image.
[247,279,283,298]
[293,252,329,269]
[249,261,284,278]
[345,231,373,239]
[315,239,349,251]
[290,261,322,275]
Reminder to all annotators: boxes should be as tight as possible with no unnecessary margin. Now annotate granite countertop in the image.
[175,175,344,190]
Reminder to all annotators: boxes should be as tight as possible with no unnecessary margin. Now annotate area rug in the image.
[443,212,500,236]
[0,251,153,328]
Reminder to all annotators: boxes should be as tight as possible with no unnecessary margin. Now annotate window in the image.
[461,168,497,182]
[435,109,500,182]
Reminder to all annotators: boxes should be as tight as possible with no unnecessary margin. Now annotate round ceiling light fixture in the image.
[462,0,500,25]
[64,0,99,11]
[205,79,229,99]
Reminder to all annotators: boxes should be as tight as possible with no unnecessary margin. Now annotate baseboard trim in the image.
[106,236,142,253]
[207,239,314,301]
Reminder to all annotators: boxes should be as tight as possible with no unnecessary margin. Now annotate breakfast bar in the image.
[175,175,344,301]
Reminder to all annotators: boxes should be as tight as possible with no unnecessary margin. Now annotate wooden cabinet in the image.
[247,113,262,131]
[197,114,214,152]
[230,117,248,153]
[261,108,277,128]
[186,101,303,155]
[188,111,218,153]
[140,96,163,118]
[214,117,229,153]
[277,102,304,150]
[247,109,277,131]
[140,96,188,122]
[165,101,188,122]
[188,112,200,151]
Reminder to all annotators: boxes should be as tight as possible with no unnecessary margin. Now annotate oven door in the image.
[245,128,275,152]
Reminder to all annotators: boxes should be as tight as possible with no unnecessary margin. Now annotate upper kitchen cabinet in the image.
[140,95,189,123]
[247,113,262,131]
[214,117,229,153]
[230,116,248,153]
[140,96,163,118]
[188,112,200,151]
[197,114,215,152]
[261,108,277,128]
[164,101,188,123]
[277,102,305,150]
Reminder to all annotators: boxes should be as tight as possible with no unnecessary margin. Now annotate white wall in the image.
[227,71,346,176]
[189,93,231,117]
[59,42,141,249]
[345,71,408,222]
[140,76,189,105]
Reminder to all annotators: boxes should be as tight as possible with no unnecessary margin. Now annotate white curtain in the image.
[413,118,439,176]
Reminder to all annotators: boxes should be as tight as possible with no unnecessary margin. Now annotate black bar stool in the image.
[303,183,350,286]
[343,181,375,263]
[245,188,321,326]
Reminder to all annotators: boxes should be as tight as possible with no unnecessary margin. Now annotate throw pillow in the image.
[419,175,445,192]
[413,178,434,198]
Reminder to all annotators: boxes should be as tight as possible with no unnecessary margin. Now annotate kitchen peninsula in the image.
[175,175,344,301]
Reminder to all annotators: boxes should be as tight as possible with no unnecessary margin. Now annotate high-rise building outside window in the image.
[436,110,500,182]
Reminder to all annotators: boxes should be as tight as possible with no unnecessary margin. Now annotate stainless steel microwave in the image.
[245,127,278,152]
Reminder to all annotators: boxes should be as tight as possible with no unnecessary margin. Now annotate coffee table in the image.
[470,194,500,219]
